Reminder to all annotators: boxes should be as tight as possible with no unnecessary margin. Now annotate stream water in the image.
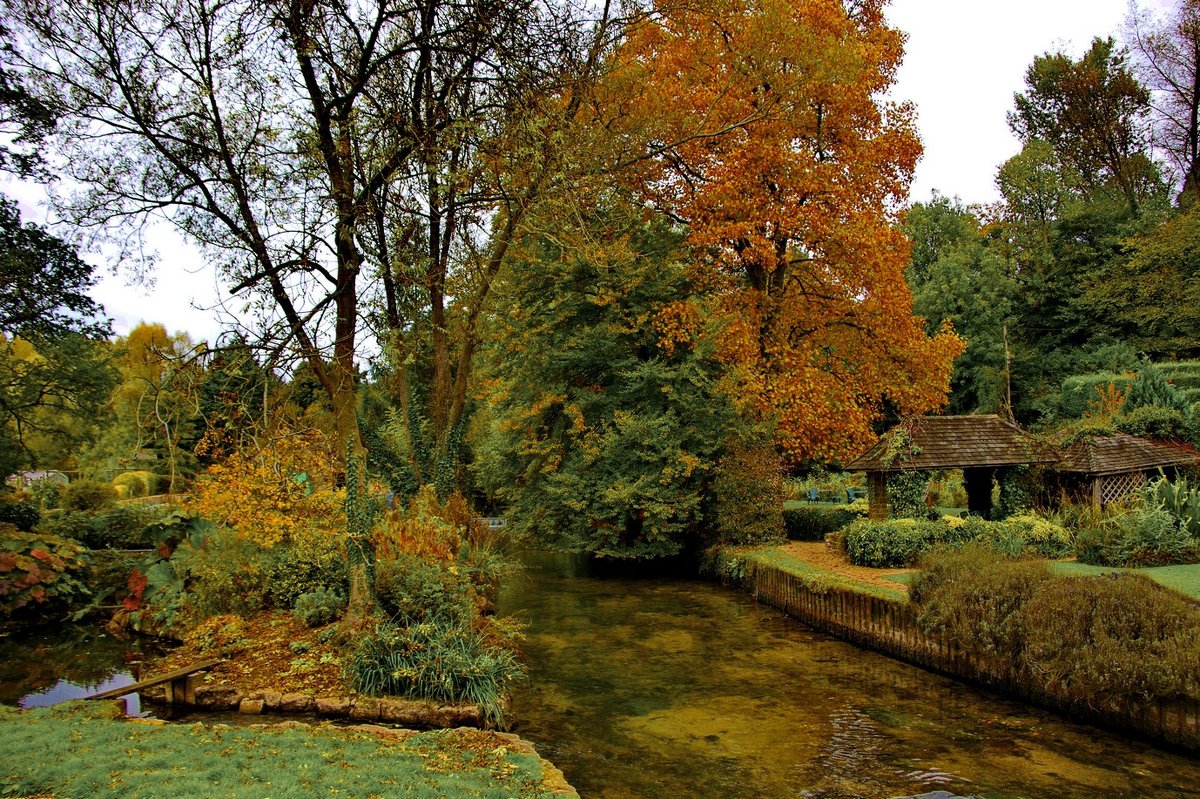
[0,623,166,716]
[496,551,1200,799]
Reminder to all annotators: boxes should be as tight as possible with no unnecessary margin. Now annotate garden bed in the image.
[133,611,488,727]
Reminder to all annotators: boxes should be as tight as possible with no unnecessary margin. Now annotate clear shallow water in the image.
[496,551,1200,799]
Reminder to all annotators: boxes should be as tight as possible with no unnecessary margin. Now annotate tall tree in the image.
[0,198,110,341]
[0,334,117,475]
[1010,37,1162,212]
[1126,0,1200,200]
[0,201,114,474]
[4,0,586,459]
[0,20,56,177]
[601,0,962,463]
[903,198,1018,415]
[476,200,743,558]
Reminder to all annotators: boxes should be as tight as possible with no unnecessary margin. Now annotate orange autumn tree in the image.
[604,0,963,463]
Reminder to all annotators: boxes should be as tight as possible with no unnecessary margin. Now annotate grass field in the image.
[1049,560,1200,600]
[0,701,572,799]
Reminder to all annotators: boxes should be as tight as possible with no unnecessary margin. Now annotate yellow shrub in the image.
[190,431,342,548]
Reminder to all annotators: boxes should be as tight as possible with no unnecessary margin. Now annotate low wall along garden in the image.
[734,552,1200,752]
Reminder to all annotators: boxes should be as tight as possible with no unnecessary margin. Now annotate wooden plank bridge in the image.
[87,657,223,704]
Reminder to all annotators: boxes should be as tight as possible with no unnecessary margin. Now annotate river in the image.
[496,550,1200,799]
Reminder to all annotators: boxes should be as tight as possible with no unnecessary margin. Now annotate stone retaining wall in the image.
[139,676,488,728]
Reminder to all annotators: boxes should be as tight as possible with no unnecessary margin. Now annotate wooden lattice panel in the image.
[1100,472,1146,505]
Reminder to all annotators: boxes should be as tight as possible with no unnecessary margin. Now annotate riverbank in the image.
[717,542,1200,753]
[0,700,577,798]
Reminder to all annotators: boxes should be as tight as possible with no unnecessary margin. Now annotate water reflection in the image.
[498,551,1200,799]
[0,623,164,717]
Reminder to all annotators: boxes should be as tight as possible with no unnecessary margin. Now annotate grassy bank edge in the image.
[0,701,578,799]
[734,544,1200,603]
[717,544,908,602]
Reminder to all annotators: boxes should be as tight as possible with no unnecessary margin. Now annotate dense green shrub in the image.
[262,532,349,610]
[1116,405,1190,441]
[292,587,345,628]
[712,442,784,545]
[843,514,1072,567]
[375,553,475,626]
[347,620,525,727]
[112,471,160,499]
[1058,372,1134,418]
[1078,507,1197,567]
[59,480,117,512]
[1023,574,1200,704]
[0,530,91,619]
[912,547,1200,707]
[33,510,91,543]
[911,544,1053,672]
[36,505,161,550]
[843,518,947,567]
[1001,514,1074,558]
[27,480,61,510]
[172,529,275,618]
[782,505,866,540]
[1123,363,1188,415]
[0,498,40,531]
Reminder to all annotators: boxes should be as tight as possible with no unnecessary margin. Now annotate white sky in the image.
[887,0,1134,205]
[5,0,1150,343]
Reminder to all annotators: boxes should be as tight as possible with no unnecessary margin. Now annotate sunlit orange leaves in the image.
[600,0,962,463]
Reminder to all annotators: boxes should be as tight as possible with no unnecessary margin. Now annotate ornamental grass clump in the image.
[346,620,525,728]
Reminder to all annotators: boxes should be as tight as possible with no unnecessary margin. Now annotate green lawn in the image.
[743,546,908,602]
[0,702,573,799]
[1049,560,1200,600]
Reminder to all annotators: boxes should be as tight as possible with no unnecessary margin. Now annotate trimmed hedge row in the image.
[782,505,866,541]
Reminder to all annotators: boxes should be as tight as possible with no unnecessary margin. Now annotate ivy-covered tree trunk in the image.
[342,449,376,626]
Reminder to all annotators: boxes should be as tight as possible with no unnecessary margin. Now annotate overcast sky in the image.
[6,0,1150,343]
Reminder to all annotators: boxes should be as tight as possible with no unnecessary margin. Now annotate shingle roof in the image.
[846,415,1057,472]
[1055,434,1200,476]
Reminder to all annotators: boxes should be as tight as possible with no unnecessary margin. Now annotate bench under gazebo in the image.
[846,415,1058,519]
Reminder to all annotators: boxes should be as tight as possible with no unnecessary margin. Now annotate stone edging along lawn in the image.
[140,678,490,728]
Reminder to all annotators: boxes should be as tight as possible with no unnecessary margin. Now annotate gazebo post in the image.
[867,471,888,520]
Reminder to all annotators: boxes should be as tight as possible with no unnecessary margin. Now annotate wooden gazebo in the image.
[1055,434,1200,506]
[846,415,1057,519]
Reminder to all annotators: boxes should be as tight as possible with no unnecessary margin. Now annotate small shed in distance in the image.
[846,415,1056,519]
[1055,433,1200,506]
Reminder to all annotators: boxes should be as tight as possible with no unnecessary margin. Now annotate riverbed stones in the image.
[278,692,316,713]
[315,696,352,716]
[238,698,264,714]
[349,697,381,721]
[193,684,241,709]
[252,689,282,710]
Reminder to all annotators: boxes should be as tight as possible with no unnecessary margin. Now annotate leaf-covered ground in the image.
[145,611,346,698]
[0,701,575,798]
